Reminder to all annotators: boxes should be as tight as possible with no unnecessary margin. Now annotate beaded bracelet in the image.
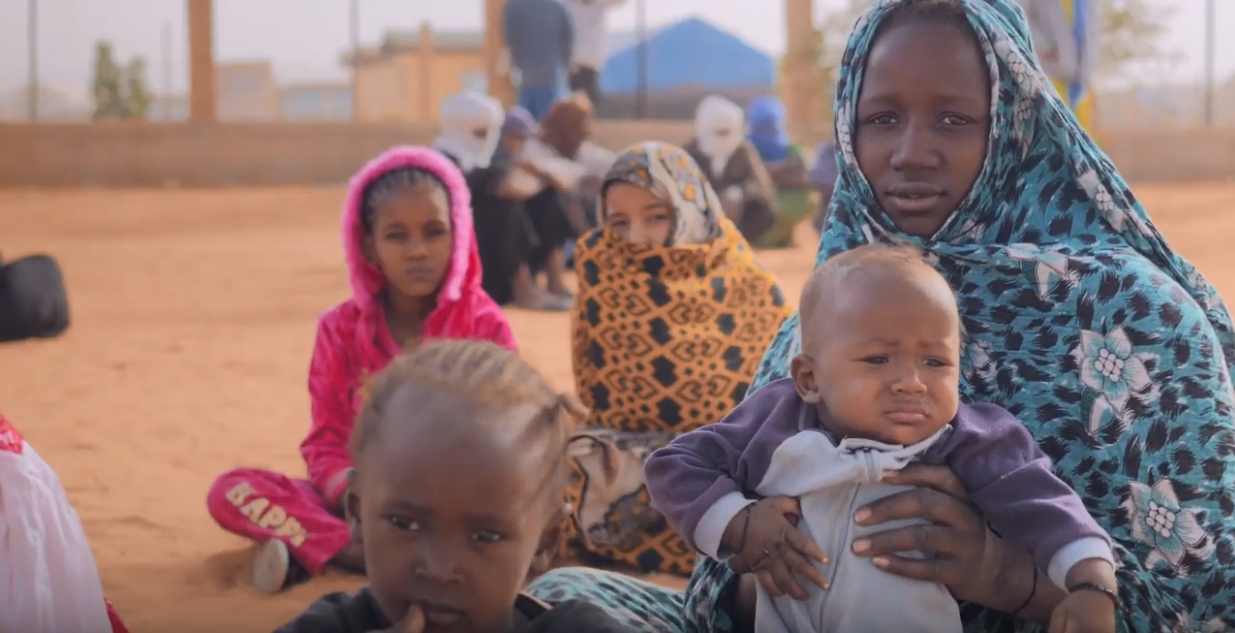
[1067,582,1122,611]
[1011,566,1038,617]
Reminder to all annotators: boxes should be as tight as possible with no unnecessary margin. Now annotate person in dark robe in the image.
[435,95,570,311]
[683,95,780,245]
[519,93,615,296]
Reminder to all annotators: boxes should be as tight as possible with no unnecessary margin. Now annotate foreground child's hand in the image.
[722,496,829,600]
[1049,560,1118,633]
[376,605,425,633]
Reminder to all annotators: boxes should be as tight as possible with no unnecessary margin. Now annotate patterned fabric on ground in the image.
[526,567,686,633]
[564,142,793,576]
[683,0,1235,632]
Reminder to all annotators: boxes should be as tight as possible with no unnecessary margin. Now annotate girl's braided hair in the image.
[359,167,451,235]
[350,339,591,498]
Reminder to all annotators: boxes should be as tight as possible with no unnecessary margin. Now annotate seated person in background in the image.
[560,141,793,577]
[645,243,1118,633]
[0,411,130,633]
[746,96,813,248]
[436,95,572,312]
[205,146,516,595]
[273,340,636,633]
[684,95,780,245]
[747,96,809,190]
[521,93,616,296]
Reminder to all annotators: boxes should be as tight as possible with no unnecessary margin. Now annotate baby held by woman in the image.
[646,243,1118,633]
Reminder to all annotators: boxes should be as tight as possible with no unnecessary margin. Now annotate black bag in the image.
[0,254,71,342]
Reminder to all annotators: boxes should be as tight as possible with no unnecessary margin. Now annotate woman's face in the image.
[604,182,675,246]
[855,20,991,239]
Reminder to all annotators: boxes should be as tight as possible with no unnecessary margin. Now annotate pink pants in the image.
[106,599,128,633]
[206,467,351,574]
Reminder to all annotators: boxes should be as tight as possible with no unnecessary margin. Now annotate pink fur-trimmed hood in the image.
[343,146,476,310]
[339,145,516,350]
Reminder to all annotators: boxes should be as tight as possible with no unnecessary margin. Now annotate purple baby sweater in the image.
[645,378,1111,581]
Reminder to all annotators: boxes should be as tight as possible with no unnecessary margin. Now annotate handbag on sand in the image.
[0,253,70,342]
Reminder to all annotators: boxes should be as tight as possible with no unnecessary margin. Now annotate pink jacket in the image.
[301,147,517,505]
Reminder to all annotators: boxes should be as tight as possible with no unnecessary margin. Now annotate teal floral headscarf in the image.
[685,1,1235,631]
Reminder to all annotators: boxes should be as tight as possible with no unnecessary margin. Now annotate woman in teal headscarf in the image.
[525,1,1235,631]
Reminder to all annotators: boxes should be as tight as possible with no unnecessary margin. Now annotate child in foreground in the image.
[645,244,1118,633]
[0,411,130,633]
[206,147,517,594]
[274,339,635,633]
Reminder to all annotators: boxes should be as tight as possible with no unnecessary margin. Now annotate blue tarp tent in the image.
[600,17,775,93]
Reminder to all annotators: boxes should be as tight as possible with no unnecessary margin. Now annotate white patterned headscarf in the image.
[601,141,724,245]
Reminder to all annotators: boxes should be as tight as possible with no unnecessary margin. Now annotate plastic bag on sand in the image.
[0,414,113,633]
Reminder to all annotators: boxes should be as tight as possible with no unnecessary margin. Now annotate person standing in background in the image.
[565,0,625,110]
[1013,0,1096,131]
[503,0,575,121]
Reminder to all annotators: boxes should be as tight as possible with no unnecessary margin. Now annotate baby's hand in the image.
[1048,590,1116,633]
[724,496,829,600]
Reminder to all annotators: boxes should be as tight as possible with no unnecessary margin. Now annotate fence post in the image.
[187,0,217,122]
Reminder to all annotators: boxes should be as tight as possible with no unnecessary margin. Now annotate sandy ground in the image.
[1,183,1234,632]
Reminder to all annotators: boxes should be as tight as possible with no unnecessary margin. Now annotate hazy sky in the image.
[0,0,1230,101]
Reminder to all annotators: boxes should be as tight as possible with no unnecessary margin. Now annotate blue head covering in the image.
[501,105,538,138]
[745,96,791,162]
[685,1,1235,630]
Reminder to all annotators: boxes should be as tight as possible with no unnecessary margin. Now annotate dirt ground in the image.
[1,183,1234,633]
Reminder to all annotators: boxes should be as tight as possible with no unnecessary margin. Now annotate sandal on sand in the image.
[251,539,308,594]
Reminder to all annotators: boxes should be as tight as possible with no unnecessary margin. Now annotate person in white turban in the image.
[433,92,505,173]
[684,95,779,245]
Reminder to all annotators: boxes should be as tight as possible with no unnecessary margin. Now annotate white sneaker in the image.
[251,539,291,595]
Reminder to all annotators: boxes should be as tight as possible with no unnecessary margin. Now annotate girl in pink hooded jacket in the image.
[205,146,517,594]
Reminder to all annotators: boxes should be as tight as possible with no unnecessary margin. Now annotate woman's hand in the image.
[849,464,1020,609]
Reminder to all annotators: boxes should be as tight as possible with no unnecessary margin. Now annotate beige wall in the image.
[0,122,1230,188]
[417,51,487,121]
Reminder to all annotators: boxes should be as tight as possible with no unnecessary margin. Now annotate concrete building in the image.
[342,24,487,123]
[216,61,280,121]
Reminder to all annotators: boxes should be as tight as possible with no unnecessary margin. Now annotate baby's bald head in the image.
[799,243,958,353]
[791,243,962,446]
